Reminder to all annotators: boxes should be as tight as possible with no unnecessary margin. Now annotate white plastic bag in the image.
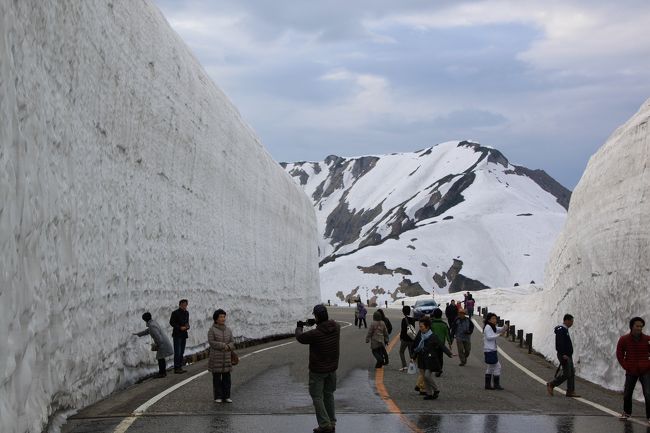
[407,360,417,375]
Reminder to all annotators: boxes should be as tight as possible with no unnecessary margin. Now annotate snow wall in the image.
[0,1,320,432]
[540,98,650,391]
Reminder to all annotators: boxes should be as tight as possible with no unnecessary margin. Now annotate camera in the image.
[297,318,316,327]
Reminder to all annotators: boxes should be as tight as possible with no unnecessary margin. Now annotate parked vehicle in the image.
[413,299,440,320]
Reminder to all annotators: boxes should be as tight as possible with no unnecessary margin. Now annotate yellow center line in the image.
[374,334,425,433]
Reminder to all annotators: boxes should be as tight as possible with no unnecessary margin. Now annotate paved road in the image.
[63,308,649,433]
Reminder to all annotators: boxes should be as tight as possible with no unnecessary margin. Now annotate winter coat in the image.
[483,324,505,352]
[451,317,474,342]
[445,305,458,323]
[465,299,475,310]
[412,331,451,371]
[208,323,234,373]
[136,319,174,360]
[170,308,190,338]
[554,325,573,360]
[431,318,452,345]
[400,316,416,342]
[616,333,650,375]
[296,320,341,373]
[357,304,368,319]
[367,312,389,349]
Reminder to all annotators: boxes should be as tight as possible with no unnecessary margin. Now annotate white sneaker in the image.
[399,367,408,372]
[224,398,233,403]
[214,399,222,403]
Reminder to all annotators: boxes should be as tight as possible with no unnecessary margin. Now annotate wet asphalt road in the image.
[64,308,650,433]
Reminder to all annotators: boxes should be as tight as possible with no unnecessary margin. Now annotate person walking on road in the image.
[357,301,368,329]
[169,299,190,374]
[133,312,174,378]
[367,311,389,368]
[431,308,452,376]
[445,301,459,332]
[546,314,580,397]
[483,313,506,390]
[377,309,393,364]
[296,305,341,433]
[412,317,453,400]
[399,306,416,371]
[452,309,474,366]
[208,309,235,403]
[616,317,650,424]
[465,295,475,318]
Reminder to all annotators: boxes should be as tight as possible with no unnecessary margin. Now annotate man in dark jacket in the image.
[616,317,650,422]
[445,301,458,329]
[296,304,341,433]
[169,299,190,374]
[546,314,580,397]
[399,306,416,371]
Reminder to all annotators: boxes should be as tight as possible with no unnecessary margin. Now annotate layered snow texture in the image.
[0,2,319,432]
[538,98,650,392]
[283,142,568,304]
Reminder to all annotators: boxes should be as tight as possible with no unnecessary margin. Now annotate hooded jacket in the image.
[296,319,341,373]
[554,324,573,360]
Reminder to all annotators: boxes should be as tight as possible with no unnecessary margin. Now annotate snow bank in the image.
[539,98,650,392]
[0,2,319,432]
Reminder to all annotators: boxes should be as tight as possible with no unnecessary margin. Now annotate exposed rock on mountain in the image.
[283,141,569,304]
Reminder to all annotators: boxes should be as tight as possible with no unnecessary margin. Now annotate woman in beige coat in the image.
[208,309,234,403]
[366,310,389,368]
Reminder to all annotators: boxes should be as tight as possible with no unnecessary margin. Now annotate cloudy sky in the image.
[153,0,650,189]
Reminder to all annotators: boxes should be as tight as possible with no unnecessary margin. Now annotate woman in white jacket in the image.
[483,313,506,390]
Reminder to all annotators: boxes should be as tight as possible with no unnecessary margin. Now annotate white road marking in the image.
[112,338,301,433]
[472,318,647,426]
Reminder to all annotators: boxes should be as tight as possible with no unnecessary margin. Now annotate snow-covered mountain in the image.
[0,2,319,433]
[282,141,570,304]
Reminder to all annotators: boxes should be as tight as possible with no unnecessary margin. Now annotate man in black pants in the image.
[169,299,190,374]
[546,314,580,397]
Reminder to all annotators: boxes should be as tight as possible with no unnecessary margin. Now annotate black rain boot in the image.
[493,375,504,390]
[485,374,494,390]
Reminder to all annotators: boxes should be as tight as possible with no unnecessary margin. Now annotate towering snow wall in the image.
[539,98,650,390]
[0,1,320,432]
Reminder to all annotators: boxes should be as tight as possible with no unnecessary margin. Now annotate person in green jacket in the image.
[430,308,452,377]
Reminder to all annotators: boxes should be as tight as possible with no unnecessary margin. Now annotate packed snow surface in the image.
[0,2,319,432]
[540,98,650,393]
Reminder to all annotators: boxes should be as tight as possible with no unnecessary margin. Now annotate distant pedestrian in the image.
[208,309,235,403]
[367,311,389,368]
[133,312,174,378]
[445,301,458,330]
[412,317,452,400]
[465,295,475,318]
[431,309,452,376]
[399,306,416,371]
[451,309,474,366]
[169,299,190,374]
[354,306,359,327]
[483,313,506,390]
[546,314,580,397]
[616,317,650,424]
[296,305,341,433]
[357,302,368,328]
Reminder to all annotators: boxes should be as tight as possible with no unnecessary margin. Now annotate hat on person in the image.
[458,309,466,315]
[313,304,329,322]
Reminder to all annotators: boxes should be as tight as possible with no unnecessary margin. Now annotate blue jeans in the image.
[309,371,337,428]
[173,336,187,369]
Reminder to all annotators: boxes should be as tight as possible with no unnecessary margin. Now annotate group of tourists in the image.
[133,299,235,403]
[133,298,649,432]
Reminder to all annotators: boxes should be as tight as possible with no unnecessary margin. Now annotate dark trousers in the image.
[354,316,358,326]
[212,372,232,399]
[358,318,367,328]
[173,336,187,369]
[550,357,575,391]
[371,348,384,366]
[158,358,166,375]
[623,372,650,418]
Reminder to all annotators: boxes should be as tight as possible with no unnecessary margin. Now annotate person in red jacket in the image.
[616,317,650,424]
